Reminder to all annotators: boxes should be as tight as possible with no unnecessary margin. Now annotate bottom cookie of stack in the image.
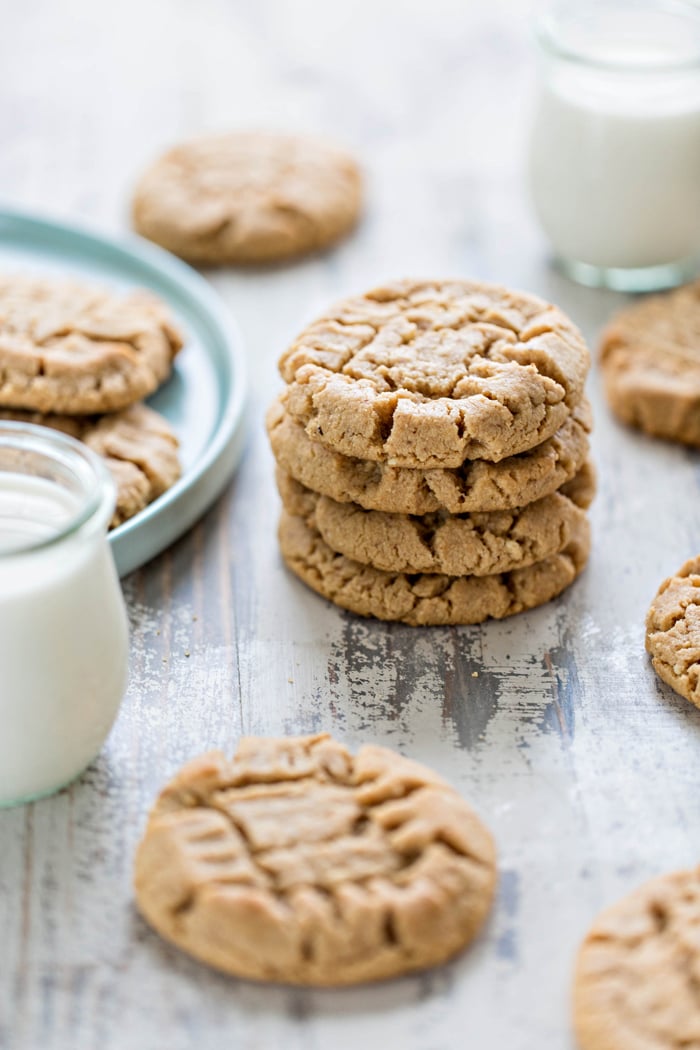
[279,509,591,627]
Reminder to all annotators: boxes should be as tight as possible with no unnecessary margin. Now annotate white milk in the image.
[529,3,700,278]
[0,473,129,804]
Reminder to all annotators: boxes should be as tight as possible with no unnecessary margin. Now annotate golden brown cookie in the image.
[0,403,181,527]
[279,278,590,467]
[276,463,595,577]
[600,281,700,445]
[0,276,182,414]
[132,132,362,265]
[573,867,700,1050]
[278,508,590,626]
[645,555,700,708]
[134,733,497,985]
[267,394,592,515]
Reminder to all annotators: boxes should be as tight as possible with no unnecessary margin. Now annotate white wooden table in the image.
[1,2,699,1048]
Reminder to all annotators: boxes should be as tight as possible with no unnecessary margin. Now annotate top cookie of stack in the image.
[268,278,594,626]
[0,275,183,526]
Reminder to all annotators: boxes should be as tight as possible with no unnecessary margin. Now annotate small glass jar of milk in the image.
[0,423,129,806]
[528,0,700,291]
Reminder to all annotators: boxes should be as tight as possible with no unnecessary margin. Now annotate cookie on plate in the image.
[267,394,593,515]
[0,403,181,527]
[600,281,700,445]
[645,555,700,708]
[279,508,590,626]
[573,867,700,1050]
[277,463,594,577]
[280,278,589,466]
[132,131,362,265]
[134,733,497,985]
[0,275,182,414]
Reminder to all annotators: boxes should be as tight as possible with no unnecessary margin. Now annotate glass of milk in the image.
[0,423,129,806]
[528,0,700,291]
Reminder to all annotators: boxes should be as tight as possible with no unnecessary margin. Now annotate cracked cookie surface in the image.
[278,508,590,625]
[574,867,700,1050]
[601,281,700,446]
[267,394,592,515]
[279,278,589,467]
[134,733,496,985]
[277,462,595,577]
[132,132,362,264]
[0,403,182,527]
[0,276,182,414]
[645,556,700,709]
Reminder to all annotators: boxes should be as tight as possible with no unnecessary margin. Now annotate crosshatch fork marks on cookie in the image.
[133,734,497,985]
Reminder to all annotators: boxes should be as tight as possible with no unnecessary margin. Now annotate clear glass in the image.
[0,423,129,806]
[528,0,700,291]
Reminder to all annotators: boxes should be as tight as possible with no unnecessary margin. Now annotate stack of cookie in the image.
[268,278,594,626]
[0,274,183,527]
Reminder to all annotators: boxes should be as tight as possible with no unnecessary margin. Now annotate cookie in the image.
[132,132,362,265]
[0,403,181,527]
[0,276,182,414]
[277,463,595,577]
[573,867,700,1050]
[279,279,590,467]
[600,281,700,446]
[134,733,497,985]
[267,394,592,515]
[278,509,590,625]
[645,556,700,708]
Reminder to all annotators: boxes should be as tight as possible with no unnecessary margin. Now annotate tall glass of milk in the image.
[0,423,129,806]
[529,0,700,291]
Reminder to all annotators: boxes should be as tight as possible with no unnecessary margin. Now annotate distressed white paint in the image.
[1,2,699,1048]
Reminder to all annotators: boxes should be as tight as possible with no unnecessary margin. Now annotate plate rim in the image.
[0,206,249,575]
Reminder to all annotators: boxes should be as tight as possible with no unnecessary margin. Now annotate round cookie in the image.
[132,132,362,265]
[279,278,590,467]
[600,281,700,446]
[134,733,497,985]
[573,867,700,1050]
[277,463,595,577]
[645,555,700,708]
[267,394,592,515]
[278,508,590,626]
[0,403,181,528]
[0,275,182,414]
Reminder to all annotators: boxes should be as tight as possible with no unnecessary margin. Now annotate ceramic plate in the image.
[0,208,248,575]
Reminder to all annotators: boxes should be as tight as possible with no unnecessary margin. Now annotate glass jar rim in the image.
[536,0,700,73]
[0,421,115,557]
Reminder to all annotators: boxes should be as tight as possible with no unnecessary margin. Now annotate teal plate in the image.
[0,209,248,576]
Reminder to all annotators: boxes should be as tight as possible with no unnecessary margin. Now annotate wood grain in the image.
[1,1,699,1048]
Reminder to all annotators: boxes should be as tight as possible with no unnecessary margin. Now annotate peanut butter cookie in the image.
[278,508,590,625]
[574,867,700,1050]
[267,394,592,515]
[277,463,595,577]
[600,281,700,445]
[134,733,497,985]
[0,276,182,414]
[645,555,700,709]
[132,132,362,265]
[0,403,181,527]
[279,279,590,467]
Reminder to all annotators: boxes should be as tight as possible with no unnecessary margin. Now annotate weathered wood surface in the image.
[1,2,699,1048]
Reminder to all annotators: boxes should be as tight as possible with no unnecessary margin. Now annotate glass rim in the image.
[0,421,115,558]
[536,0,700,73]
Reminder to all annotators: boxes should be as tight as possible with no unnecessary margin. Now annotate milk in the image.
[529,4,700,280]
[0,473,129,804]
